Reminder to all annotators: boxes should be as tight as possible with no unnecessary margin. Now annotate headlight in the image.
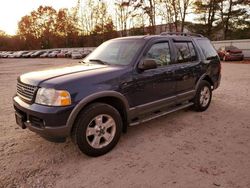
[35,88,71,106]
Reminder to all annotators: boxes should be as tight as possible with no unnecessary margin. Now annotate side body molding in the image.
[66,91,130,134]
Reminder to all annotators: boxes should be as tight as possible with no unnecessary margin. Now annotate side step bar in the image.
[129,102,194,126]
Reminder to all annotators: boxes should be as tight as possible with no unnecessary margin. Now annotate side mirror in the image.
[138,59,157,70]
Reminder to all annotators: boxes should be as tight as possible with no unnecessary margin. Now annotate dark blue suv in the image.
[13,33,221,156]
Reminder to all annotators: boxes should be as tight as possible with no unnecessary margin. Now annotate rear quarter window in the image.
[197,39,218,59]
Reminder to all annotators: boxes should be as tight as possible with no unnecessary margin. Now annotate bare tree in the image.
[193,0,220,37]
[219,0,250,39]
[130,0,157,34]
[115,0,134,36]
[158,0,179,31]
[178,0,193,32]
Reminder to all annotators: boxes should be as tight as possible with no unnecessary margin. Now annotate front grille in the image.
[17,81,37,102]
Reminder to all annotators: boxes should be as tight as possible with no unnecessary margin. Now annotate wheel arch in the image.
[195,74,214,91]
[67,91,130,135]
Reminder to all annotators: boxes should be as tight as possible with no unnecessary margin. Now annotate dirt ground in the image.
[0,59,250,188]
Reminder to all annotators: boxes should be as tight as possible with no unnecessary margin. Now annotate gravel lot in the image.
[0,59,250,188]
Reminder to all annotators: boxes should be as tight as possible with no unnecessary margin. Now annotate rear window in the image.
[197,39,217,59]
[225,46,239,51]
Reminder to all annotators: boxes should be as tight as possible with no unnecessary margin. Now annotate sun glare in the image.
[0,0,77,35]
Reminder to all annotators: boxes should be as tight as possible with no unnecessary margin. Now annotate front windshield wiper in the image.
[89,59,109,65]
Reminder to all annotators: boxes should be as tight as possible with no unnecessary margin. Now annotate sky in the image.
[0,0,77,35]
[0,0,196,36]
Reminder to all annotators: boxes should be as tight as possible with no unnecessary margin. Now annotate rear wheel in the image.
[72,103,122,157]
[193,80,212,112]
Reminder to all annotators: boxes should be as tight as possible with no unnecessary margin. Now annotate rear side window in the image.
[197,39,217,59]
[174,42,197,63]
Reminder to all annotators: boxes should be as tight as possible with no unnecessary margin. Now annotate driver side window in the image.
[145,42,171,66]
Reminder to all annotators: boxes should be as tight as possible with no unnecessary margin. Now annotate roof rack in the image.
[160,32,204,37]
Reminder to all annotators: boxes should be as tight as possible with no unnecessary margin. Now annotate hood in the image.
[19,64,107,86]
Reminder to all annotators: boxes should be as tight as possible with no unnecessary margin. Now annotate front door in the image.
[124,41,177,109]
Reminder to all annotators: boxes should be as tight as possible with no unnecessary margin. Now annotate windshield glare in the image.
[84,39,143,65]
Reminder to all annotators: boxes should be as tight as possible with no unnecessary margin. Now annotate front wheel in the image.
[193,80,212,112]
[72,103,122,157]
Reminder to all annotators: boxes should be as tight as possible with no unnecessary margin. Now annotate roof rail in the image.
[160,32,204,37]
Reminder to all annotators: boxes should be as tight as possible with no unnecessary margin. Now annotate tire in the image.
[72,103,122,157]
[193,80,212,112]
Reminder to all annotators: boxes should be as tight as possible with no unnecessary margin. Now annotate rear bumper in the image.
[13,96,74,140]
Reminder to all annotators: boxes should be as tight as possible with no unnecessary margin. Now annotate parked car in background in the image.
[71,50,83,59]
[81,49,92,58]
[217,45,244,61]
[48,50,60,58]
[0,51,9,58]
[65,50,72,58]
[23,51,35,58]
[6,52,14,58]
[15,51,29,58]
[57,51,68,58]
[0,48,94,59]
[8,52,17,58]
[40,51,50,58]
[31,50,45,58]
[14,51,30,58]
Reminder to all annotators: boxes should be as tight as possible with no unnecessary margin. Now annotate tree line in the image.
[0,0,249,51]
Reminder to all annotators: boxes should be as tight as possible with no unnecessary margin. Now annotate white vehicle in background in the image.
[71,50,83,59]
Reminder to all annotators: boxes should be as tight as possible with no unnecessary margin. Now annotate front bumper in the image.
[13,96,75,141]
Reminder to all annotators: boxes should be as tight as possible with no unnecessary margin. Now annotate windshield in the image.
[226,46,239,50]
[84,39,144,66]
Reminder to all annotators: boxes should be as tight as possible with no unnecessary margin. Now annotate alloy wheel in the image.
[86,114,116,149]
[200,86,211,107]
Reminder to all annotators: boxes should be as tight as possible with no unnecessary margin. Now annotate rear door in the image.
[172,40,201,102]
